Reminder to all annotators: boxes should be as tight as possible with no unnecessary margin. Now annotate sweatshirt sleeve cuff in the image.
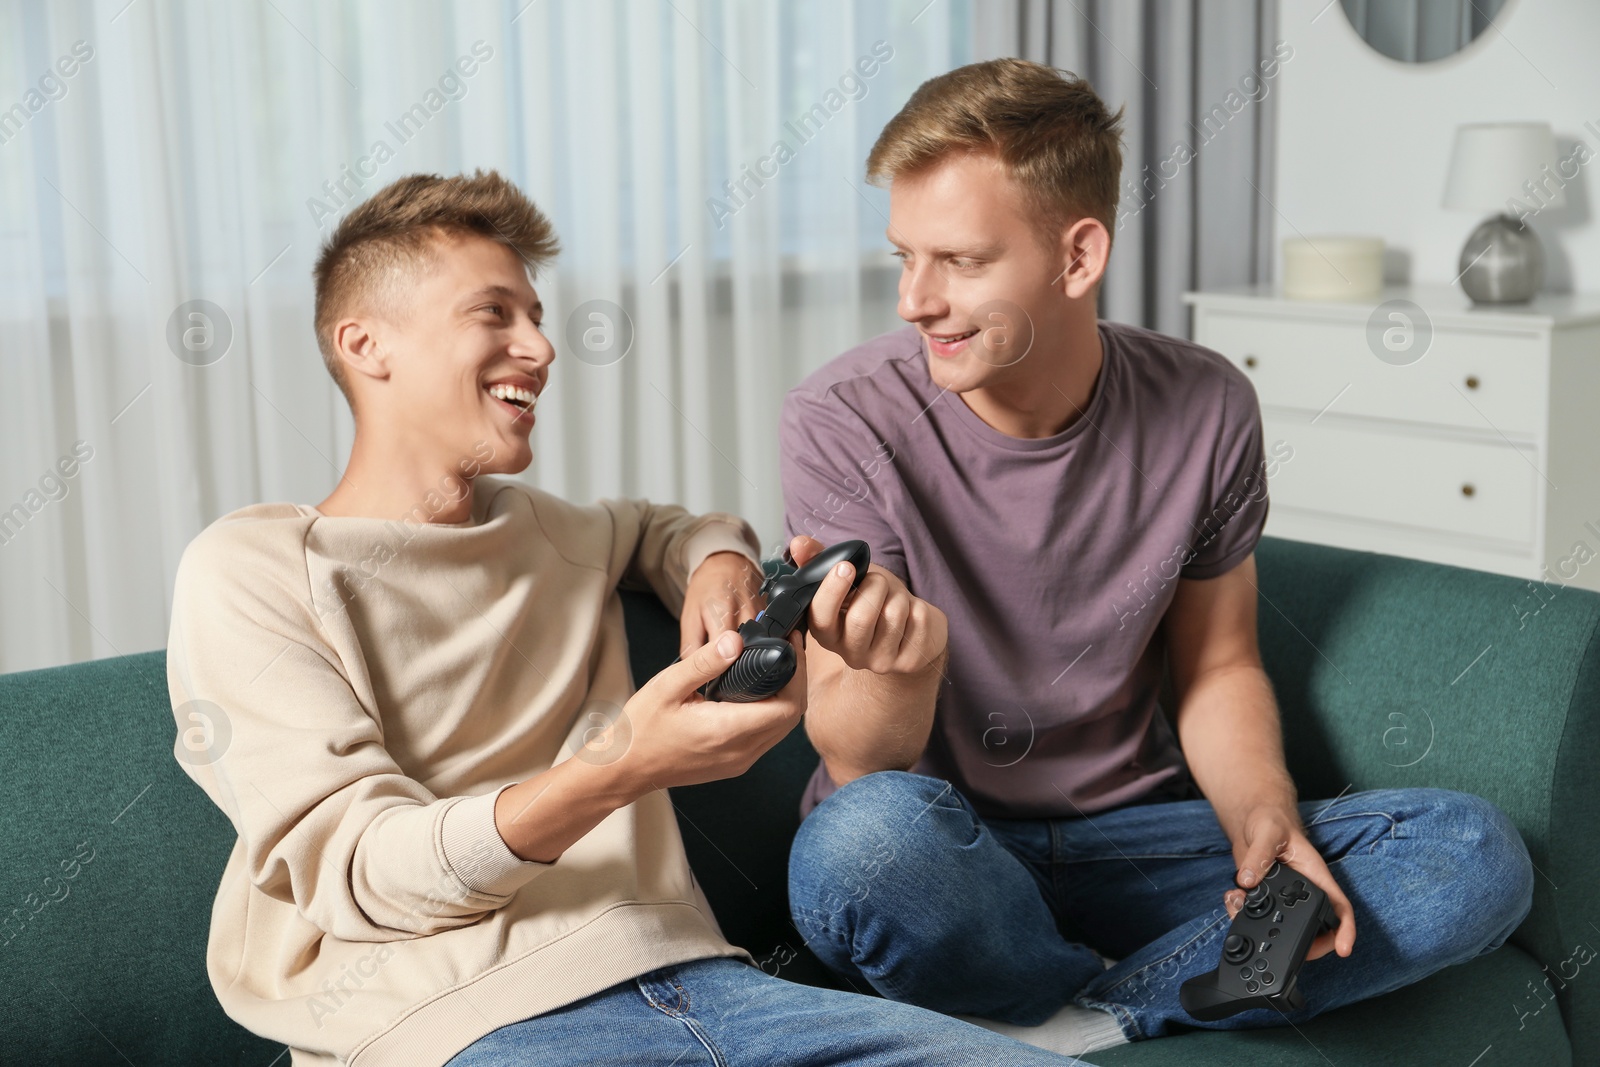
[440,784,554,898]
[683,520,761,580]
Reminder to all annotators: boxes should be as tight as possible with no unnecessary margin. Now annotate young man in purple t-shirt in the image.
[782,59,1533,1056]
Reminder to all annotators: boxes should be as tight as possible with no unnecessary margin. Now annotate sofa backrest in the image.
[2,537,1595,1064]
[618,587,840,989]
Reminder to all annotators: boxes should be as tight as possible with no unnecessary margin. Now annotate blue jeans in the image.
[442,955,1096,1065]
[788,772,1534,1041]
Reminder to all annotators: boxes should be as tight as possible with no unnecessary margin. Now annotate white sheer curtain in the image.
[0,0,973,673]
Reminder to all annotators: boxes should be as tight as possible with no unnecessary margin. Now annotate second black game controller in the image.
[1178,860,1337,1021]
[699,540,871,702]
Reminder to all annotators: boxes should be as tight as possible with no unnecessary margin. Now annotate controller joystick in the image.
[699,540,871,703]
[1222,934,1254,965]
[1244,883,1273,918]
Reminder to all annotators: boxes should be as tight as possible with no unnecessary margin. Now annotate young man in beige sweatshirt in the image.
[165,170,1092,1067]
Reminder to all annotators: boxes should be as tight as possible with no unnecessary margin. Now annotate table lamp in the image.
[1442,121,1563,304]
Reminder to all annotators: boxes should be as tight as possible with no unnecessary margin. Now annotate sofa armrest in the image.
[1253,536,1600,1060]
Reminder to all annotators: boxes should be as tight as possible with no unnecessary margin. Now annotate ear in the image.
[332,315,392,389]
[1056,216,1111,300]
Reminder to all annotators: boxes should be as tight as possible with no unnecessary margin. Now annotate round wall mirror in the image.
[1340,0,1509,63]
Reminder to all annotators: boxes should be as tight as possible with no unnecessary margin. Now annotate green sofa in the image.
[2,537,1595,1065]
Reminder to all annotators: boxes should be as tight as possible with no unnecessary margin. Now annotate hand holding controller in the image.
[699,540,871,702]
[1178,860,1338,1021]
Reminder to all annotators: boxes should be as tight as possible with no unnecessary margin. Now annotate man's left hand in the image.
[1223,805,1357,961]
[680,552,765,656]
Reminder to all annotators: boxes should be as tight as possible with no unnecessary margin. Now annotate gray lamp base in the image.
[1457,213,1543,304]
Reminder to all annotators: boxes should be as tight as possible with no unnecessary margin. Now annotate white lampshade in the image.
[1442,122,1565,212]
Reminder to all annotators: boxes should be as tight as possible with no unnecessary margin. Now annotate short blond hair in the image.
[312,169,559,408]
[866,59,1125,245]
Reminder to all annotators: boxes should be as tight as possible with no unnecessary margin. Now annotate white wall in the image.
[1274,0,1600,293]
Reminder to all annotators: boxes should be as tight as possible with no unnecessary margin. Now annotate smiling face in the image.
[889,152,1094,397]
[361,230,554,475]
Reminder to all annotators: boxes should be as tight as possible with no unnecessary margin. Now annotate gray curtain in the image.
[971,0,1280,338]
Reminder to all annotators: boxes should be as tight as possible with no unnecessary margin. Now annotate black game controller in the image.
[1178,860,1337,1021]
[699,540,871,703]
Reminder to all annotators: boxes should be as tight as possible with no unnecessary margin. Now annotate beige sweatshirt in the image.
[165,475,763,1067]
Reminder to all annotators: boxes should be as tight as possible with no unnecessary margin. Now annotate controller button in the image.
[1263,861,1280,880]
[1245,980,1259,993]
[1254,958,1268,971]
[1268,928,1280,938]
[1272,910,1284,924]
[1239,967,1254,981]
[1262,972,1275,986]
[1223,934,1254,963]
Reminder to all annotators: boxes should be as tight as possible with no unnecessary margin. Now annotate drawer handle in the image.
[1465,375,1480,390]
[1461,483,1476,498]
[1244,355,1258,369]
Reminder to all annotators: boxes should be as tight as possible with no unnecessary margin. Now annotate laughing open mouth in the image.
[486,383,537,414]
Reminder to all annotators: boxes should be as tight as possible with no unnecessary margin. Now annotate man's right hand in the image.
[790,534,948,678]
[614,628,808,795]
[780,535,944,791]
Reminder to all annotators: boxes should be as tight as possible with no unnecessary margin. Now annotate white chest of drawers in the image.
[1183,284,1600,595]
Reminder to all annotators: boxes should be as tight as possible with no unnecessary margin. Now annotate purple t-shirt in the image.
[782,321,1272,821]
